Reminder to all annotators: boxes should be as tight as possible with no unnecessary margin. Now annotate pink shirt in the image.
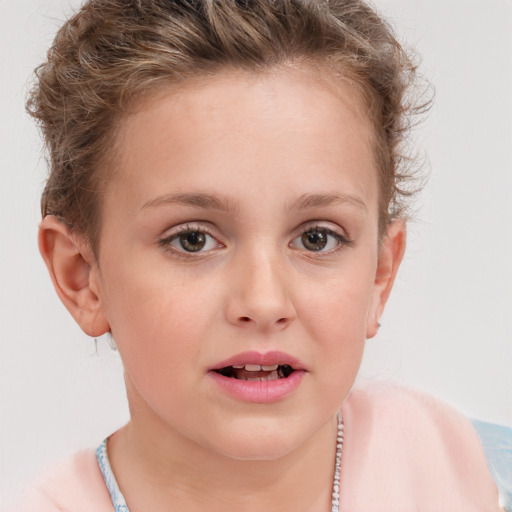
[15,383,502,511]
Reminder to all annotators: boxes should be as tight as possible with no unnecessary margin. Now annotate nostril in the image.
[232,314,293,327]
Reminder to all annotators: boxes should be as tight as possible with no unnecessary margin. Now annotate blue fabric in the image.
[471,419,512,512]
[96,439,129,512]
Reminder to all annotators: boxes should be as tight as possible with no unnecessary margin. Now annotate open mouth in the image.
[214,363,295,381]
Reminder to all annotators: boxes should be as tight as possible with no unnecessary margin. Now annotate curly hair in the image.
[27,0,430,255]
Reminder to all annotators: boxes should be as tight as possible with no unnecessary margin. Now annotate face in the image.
[87,69,398,460]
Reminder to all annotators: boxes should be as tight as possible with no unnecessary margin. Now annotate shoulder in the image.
[343,381,475,433]
[13,449,113,512]
[340,382,502,511]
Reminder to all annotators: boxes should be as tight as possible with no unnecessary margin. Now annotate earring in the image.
[106,332,118,351]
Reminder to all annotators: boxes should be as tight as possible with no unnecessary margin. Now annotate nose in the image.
[225,246,296,332]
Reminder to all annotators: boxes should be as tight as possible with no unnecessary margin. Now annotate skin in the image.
[39,68,405,511]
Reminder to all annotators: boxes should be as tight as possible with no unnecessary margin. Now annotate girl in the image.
[14,0,510,510]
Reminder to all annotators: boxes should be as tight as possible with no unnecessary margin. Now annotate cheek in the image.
[104,281,214,416]
[300,262,376,332]
[100,260,218,371]
[295,255,377,381]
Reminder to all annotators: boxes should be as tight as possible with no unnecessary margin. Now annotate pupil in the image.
[302,230,327,251]
[180,231,206,252]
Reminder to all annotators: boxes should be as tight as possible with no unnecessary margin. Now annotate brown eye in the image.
[161,228,220,254]
[291,227,346,253]
[301,230,328,251]
[179,231,206,252]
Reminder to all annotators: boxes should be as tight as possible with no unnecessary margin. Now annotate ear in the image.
[38,215,110,337]
[366,220,406,339]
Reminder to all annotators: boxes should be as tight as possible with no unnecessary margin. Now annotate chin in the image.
[202,415,311,462]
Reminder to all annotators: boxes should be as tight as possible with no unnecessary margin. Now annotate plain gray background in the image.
[1,0,511,506]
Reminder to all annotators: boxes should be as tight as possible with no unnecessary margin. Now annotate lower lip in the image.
[208,370,305,404]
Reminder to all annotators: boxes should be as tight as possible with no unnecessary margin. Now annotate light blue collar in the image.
[471,419,512,512]
[96,439,129,512]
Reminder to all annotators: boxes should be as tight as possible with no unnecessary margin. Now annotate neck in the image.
[108,411,339,512]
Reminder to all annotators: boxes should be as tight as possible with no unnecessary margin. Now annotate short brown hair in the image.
[27,0,430,255]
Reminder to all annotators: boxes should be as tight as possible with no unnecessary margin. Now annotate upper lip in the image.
[210,350,306,371]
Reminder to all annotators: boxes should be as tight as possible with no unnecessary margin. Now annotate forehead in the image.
[106,68,378,216]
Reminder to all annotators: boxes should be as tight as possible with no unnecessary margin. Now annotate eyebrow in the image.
[141,191,367,214]
[288,193,368,212]
[141,193,239,213]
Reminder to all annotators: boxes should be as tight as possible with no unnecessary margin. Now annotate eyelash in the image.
[158,223,352,257]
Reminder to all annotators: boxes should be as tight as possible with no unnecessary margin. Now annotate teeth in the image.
[244,364,262,371]
[216,364,294,380]
[236,364,281,372]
